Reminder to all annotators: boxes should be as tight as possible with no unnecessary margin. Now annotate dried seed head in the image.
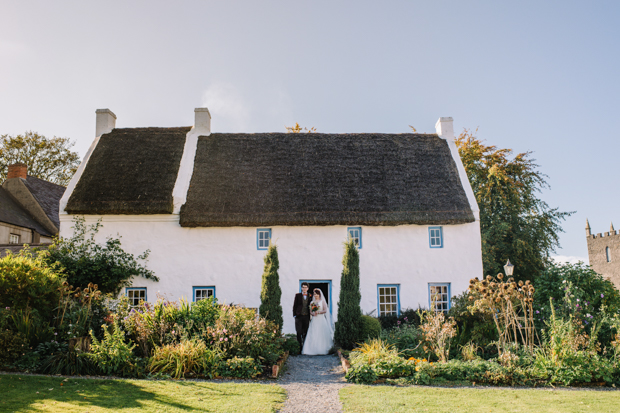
[518,281,524,287]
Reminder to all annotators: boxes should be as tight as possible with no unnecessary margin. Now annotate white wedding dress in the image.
[302,291,334,355]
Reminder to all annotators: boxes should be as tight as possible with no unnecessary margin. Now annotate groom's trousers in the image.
[295,314,311,350]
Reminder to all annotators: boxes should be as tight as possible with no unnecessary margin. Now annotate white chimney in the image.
[194,107,211,135]
[95,109,117,137]
[435,117,454,140]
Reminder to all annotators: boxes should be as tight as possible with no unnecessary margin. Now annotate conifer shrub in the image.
[259,243,283,332]
[335,239,363,350]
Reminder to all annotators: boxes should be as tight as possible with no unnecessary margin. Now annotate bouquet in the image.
[310,302,319,313]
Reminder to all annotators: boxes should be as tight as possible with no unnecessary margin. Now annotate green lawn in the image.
[340,385,620,413]
[0,374,285,412]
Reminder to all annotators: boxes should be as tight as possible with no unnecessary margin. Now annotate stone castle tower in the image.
[586,219,620,289]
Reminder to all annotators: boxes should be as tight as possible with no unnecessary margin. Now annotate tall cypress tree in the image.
[334,239,363,350]
[259,243,283,333]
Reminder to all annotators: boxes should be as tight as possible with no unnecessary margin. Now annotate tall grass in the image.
[148,339,221,379]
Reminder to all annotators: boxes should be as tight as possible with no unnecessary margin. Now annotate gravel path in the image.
[278,354,348,413]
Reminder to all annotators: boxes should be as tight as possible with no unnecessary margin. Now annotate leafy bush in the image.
[89,321,138,377]
[40,345,97,376]
[378,308,423,330]
[345,364,378,384]
[0,249,64,315]
[359,315,381,341]
[334,239,362,350]
[534,262,620,329]
[282,334,300,355]
[380,324,424,359]
[0,329,28,367]
[218,356,261,379]
[448,292,498,358]
[189,297,219,331]
[121,298,188,357]
[149,339,221,379]
[259,243,283,332]
[204,304,282,365]
[55,283,108,342]
[45,217,158,295]
[10,307,54,347]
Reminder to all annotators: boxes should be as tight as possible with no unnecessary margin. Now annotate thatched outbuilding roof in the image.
[179,133,474,227]
[66,127,190,214]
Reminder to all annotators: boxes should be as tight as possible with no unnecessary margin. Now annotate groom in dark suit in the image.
[293,282,311,352]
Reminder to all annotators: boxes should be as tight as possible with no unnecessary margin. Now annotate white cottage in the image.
[59,108,483,334]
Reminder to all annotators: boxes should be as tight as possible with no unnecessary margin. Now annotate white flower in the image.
[562,280,566,284]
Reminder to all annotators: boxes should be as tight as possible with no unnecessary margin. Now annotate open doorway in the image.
[299,280,332,313]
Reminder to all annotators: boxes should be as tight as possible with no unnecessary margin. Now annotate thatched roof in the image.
[66,127,190,214]
[180,133,474,227]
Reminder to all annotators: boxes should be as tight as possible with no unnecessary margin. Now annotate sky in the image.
[1,1,619,264]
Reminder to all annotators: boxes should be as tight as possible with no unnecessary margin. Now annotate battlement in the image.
[586,219,617,239]
[590,231,619,239]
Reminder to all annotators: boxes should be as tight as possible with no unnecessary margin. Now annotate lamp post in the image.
[503,259,514,277]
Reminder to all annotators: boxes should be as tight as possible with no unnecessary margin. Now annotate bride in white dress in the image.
[302,289,334,355]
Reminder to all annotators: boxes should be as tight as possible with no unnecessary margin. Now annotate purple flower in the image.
[397,321,401,325]
[5,307,9,310]
[536,310,540,314]
[601,294,605,298]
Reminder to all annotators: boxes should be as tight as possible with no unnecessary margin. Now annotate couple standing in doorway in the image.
[292,282,334,355]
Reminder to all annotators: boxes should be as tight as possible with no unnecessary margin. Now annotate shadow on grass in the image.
[0,374,248,412]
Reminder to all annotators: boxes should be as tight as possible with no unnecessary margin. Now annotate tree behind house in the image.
[0,131,80,185]
[259,243,283,333]
[335,239,363,350]
[455,130,572,280]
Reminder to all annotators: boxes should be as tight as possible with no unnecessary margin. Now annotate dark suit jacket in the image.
[293,293,312,317]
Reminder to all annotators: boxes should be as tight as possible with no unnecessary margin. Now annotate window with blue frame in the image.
[377,284,400,316]
[193,286,215,302]
[257,228,271,250]
[126,287,146,307]
[348,227,362,248]
[429,226,443,248]
[429,283,450,312]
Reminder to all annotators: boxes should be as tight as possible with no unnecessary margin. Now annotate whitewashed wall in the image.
[59,214,482,334]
